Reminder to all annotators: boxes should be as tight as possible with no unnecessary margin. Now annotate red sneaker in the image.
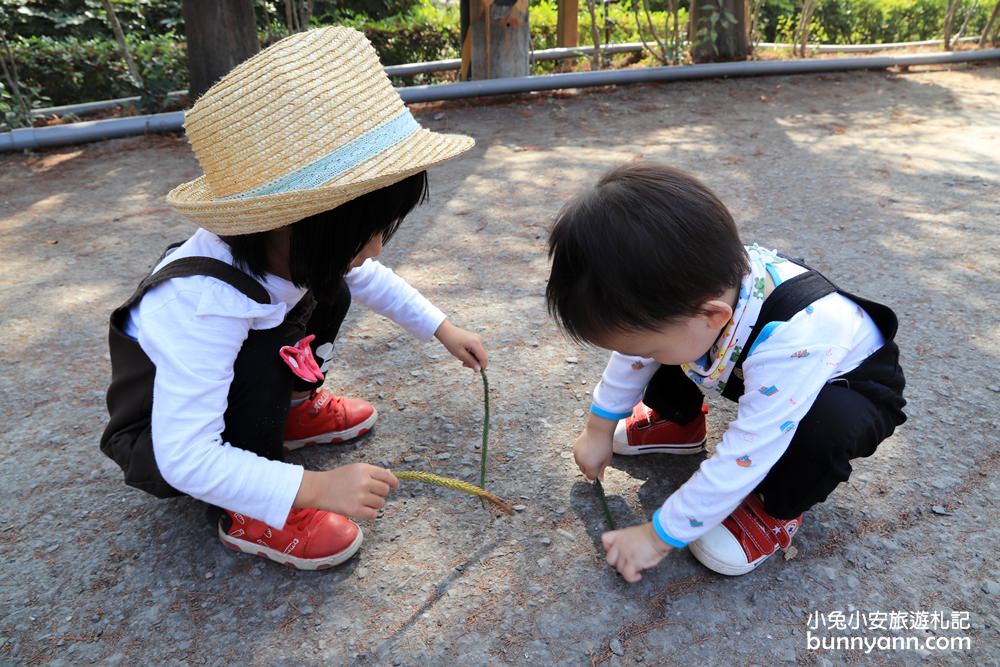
[283,388,377,451]
[612,403,708,455]
[689,494,802,576]
[219,508,363,570]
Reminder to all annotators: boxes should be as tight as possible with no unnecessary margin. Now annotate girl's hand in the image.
[294,464,400,520]
[602,522,673,583]
[434,319,488,371]
[574,413,616,481]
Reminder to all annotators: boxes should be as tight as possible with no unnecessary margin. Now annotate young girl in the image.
[100,27,485,571]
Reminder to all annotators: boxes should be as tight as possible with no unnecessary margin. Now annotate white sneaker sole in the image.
[612,420,706,456]
[283,408,378,451]
[219,522,364,571]
[689,538,768,576]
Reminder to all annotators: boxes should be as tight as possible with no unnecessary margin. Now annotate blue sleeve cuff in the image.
[590,404,632,421]
[652,508,688,548]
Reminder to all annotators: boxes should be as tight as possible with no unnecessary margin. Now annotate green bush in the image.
[4,0,995,119]
[7,33,186,107]
[760,0,992,44]
[2,0,182,41]
[337,0,462,64]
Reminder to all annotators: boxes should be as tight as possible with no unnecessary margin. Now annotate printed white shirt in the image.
[590,256,885,546]
[124,229,446,528]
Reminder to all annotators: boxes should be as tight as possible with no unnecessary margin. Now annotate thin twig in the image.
[479,369,490,490]
[594,480,616,530]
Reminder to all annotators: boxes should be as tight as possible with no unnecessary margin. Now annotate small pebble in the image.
[204,572,213,579]
[982,581,1000,595]
[609,638,624,656]
[931,505,952,516]
[404,455,422,463]
[513,505,527,512]
[540,537,552,546]
[436,453,451,460]
[556,528,575,541]
[565,356,578,364]
[536,557,552,569]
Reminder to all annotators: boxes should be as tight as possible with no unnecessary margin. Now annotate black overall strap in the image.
[120,256,271,312]
[720,270,837,401]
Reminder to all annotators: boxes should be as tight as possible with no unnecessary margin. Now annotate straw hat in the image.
[166,27,474,235]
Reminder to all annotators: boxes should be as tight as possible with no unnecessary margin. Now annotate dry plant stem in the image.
[395,471,514,515]
[478,369,490,507]
[595,480,616,530]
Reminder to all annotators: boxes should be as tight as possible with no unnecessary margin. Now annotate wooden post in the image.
[182,0,260,100]
[460,0,472,80]
[689,0,749,63]
[557,0,579,47]
[468,0,530,79]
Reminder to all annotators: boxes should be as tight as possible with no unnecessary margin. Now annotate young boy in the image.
[546,163,906,580]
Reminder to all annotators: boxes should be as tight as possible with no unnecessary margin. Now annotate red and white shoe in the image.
[689,494,802,576]
[219,508,363,570]
[612,403,708,455]
[283,388,377,451]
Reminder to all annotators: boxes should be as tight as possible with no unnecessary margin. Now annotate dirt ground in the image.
[1,63,998,666]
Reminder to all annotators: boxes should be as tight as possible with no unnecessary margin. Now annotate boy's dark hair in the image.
[546,163,748,343]
[224,171,428,294]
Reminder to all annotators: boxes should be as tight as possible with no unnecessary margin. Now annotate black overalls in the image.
[100,247,350,498]
[641,260,907,520]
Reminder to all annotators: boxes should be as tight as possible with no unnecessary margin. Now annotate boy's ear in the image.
[701,299,734,329]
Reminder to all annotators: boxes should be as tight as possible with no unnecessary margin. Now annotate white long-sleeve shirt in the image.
[591,257,885,546]
[123,229,446,528]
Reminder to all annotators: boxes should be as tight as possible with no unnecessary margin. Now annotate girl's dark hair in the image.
[546,163,748,344]
[224,171,428,294]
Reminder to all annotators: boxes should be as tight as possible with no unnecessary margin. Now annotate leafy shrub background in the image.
[1,0,994,123]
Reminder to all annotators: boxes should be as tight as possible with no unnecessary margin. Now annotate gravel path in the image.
[1,63,998,665]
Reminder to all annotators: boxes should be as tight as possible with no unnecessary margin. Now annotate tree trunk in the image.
[979,0,999,47]
[183,0,259,100]
[942,0,960,49]
[689,0,749,63]
[585,0,602,69]
[101,0,143,89]
[468,0,530,79]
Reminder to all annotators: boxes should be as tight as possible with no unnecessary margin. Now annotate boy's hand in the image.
[434,319,488,371]
[574,413,616,481]
[295,464,400,520]
[602,522,673,583]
